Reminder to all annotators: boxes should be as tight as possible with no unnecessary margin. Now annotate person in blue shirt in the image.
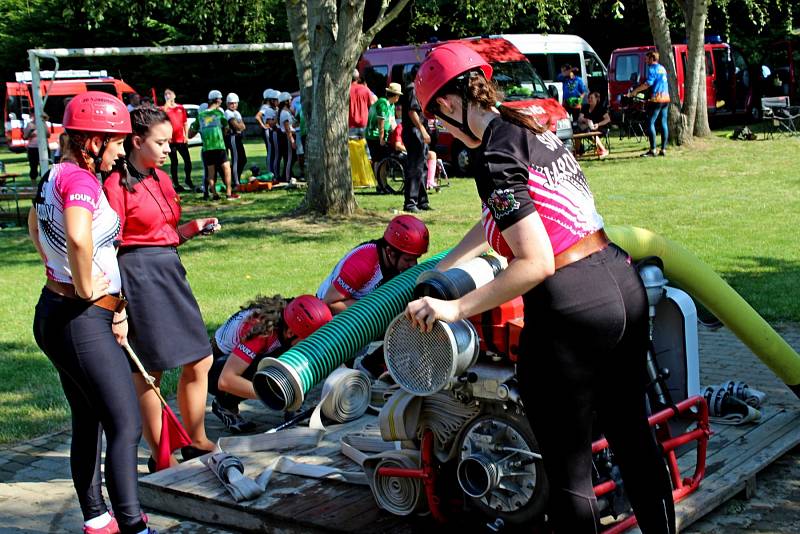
[558,64,587,122]
[629,51,671,157]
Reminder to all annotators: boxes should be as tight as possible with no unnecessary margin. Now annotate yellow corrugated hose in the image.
[606,225,800,388]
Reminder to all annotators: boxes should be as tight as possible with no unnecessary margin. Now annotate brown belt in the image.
[554,229,610,270]
[45,279,127,313]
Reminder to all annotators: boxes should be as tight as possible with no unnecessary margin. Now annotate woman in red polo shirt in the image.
[104,107,219,469]
[162,88,194,192]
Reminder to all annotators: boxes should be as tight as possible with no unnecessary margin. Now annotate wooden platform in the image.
[139,325,800,533]
[139,414,411,533]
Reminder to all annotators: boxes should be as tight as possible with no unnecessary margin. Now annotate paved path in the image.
[1,322,799,533]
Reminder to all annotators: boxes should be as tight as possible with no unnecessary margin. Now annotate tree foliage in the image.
[0,0,295,108]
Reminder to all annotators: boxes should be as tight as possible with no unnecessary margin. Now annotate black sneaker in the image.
[658,149,667,157]
[212,398,256,434]
[174,184,186,192]
[640,150,657,158]
[420,204,433,211]
[404,205,421,213]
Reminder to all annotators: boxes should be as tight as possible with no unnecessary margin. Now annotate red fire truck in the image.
[4,70,137,152]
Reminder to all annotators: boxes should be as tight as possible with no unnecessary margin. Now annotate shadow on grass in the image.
[0,226,42,267]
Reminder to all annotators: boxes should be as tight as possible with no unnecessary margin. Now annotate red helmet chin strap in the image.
[433,73,480,142]
[82,136,110,173]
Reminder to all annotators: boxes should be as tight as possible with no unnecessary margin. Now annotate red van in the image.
[4,70,138,152]
[608,40,757,118]
[359,37,572,174]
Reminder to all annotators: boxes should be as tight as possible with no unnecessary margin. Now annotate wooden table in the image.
[572,131,603,159]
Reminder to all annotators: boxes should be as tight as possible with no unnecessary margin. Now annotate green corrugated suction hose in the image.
[254,250,450,411]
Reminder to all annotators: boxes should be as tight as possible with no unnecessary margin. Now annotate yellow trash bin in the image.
[349,138,376,187]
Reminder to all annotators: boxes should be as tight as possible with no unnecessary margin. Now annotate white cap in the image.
[267,89,280,100]
[226,92,239,104]
[263,88,274,99]
[278,91,292,103]
[208,89,223,100]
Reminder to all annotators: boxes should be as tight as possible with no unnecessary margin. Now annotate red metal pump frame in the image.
[375,395,710,530]
[596,395,711,533]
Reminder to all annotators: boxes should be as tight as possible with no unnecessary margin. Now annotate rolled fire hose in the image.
[254,250,450,412]
[607,225,800,397]
[362,450,426,516]
[208,369,375,501]
[309,368,372,430]
[218,368,372,452]
[379,389,481,462]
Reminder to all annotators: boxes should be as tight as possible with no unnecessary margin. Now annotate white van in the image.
[498,34,608,103]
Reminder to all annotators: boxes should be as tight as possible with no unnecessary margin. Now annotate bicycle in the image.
[376,152,405,194]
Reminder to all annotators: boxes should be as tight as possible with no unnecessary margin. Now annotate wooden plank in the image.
[675,407,792,474]
[674,421,800,531]
[691,410,797,476]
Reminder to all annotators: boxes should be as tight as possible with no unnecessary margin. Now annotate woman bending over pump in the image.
[406,43,675,534]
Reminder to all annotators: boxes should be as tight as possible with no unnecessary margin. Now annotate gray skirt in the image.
[118,246,212,371]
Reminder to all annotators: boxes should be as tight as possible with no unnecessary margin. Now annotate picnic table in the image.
[572,131,603,159]
[0,173,35,226]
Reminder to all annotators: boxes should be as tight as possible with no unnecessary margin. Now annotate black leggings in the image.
[277,130,295,182]
[33,288,146,534]
[227,134,247,186]
[518,244,675,534]
[168,142,193,189]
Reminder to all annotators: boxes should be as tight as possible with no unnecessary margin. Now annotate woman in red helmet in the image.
[406,43,675,534]
[207,295,332,433]
[104,107,220,470]
[316,214,430,315]
[28,92,155,533]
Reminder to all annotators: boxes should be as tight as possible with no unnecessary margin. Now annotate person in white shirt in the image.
[255,89,280,178]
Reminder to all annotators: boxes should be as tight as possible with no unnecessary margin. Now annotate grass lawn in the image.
[1,125,798,443]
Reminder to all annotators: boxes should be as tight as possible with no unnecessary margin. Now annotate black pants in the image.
[519,244,675,534]
[27,147,43,181]
[277,130,294,182]
[207,342,265,411]
[226,134,247,186]
[264,128,280,178]
[168,142,193,189]
[33,288,146,534]
[402,128,429,210]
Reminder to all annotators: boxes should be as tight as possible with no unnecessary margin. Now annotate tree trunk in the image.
[285,0,411,216]
[645,0,689,145]
[683,0,711,138]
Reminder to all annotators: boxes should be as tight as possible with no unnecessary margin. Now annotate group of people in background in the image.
[255,88,305,184]
[350,69,438,214]
[116,86,305,202]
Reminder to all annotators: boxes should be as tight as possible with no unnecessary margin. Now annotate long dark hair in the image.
[434,71,548,135]
[240,294,289,340]
[117,106,170,192]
